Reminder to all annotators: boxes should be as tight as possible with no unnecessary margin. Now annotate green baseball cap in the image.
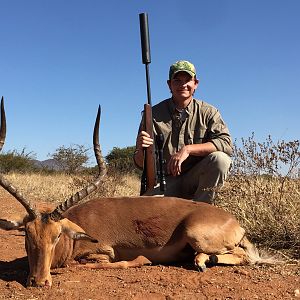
[169,60,196,80]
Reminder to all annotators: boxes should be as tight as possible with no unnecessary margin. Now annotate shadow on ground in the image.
[0,256,28,287]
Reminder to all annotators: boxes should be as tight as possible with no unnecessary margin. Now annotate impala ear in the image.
[0,218,24,230]
[60,218,98,243]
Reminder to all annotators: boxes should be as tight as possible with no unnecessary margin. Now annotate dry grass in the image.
[0,172,141,204]
[215,175,300,259]
[0,171,299,259]
[0,173,86,203]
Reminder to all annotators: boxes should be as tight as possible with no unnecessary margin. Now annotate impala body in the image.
[3,195,259,287]
[56,196,250,266]
[0,98,269,288]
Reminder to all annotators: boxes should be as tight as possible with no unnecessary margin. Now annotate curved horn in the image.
[0,97,6,151]
[50,105,107,221]
[0,97,39,219]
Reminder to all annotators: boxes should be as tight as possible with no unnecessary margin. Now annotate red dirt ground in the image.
[0,195,299,300]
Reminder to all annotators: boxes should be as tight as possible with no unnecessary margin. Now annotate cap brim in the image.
[170,70,195,79]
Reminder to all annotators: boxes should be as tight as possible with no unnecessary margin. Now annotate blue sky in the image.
[0,1,299,164]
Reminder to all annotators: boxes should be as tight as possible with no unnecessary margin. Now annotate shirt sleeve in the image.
[207,109,233,156]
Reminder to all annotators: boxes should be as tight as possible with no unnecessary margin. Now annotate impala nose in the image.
[44,279,51,287]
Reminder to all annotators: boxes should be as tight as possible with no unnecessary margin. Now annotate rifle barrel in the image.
[139,13,151,64]
[139,13,152,106]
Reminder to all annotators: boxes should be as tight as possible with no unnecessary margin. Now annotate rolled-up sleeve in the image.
[207,109,233,156]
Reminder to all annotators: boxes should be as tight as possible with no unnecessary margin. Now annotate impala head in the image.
[24,213,98,287]
[0,98,106,287]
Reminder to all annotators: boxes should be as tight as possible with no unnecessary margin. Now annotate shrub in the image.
[49,144,89,174]
[215,134,300,259]
[0,148,37,173]
[106,146,139,174]
[231,133,299,177]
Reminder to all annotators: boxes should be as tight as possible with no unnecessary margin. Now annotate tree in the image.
[106,146,138,174]
[49,144,89,174]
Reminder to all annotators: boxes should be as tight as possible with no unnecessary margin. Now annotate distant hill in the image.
[32,159,62,171]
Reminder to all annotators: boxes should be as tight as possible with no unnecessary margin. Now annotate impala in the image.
[0,97,272,288]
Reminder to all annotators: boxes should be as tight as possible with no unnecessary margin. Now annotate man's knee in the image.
[207,151,231,174]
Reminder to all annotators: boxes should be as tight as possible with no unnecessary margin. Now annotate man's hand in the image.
[134,131,154,169]
[167,142,217,176]
[167,146,190,176]
[137,130,153,150]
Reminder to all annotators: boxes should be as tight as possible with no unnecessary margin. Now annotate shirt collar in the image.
[169,97,193,116]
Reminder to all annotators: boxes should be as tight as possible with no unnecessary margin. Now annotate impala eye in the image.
[52,232,62,244]
[56,232,62,240]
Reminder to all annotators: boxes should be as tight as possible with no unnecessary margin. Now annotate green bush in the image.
[106,146,139,174]
[0,148,37,173]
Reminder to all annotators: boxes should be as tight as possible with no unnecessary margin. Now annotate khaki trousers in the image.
[145,151,232,204]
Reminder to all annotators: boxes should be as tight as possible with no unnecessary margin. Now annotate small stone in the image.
[234,269,249,276]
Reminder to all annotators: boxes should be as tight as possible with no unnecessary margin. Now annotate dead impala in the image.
[0,98,272,288]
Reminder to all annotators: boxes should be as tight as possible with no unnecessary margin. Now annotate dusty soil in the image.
[0,196,299,300]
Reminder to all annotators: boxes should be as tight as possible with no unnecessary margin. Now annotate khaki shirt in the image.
[137,98,233,174]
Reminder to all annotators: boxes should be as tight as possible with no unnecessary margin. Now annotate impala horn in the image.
[50,105,107,221]
[0,97,39,219]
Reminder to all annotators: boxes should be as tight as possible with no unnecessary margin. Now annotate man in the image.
[134,60,232,203]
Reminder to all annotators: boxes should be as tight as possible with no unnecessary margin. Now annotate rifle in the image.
[139,13,156,195]
[139,13,166,195]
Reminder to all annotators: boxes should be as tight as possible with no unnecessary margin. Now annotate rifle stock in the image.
[141,104,156,194]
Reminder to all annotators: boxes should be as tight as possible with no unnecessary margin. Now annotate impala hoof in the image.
[209,254,218,265]
[196,264,207,272]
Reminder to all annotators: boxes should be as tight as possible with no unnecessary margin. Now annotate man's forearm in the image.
[184,142,217,157]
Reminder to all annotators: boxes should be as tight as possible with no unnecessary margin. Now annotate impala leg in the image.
[194,253,210,271]
[210,247,248,266]
[194,247,248,271]
[77,255,152,269]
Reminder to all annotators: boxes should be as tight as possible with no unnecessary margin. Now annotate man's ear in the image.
[167,80,171,92]
[60,218,98,243]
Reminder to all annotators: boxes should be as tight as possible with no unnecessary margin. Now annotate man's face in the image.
[167,72,199,103]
